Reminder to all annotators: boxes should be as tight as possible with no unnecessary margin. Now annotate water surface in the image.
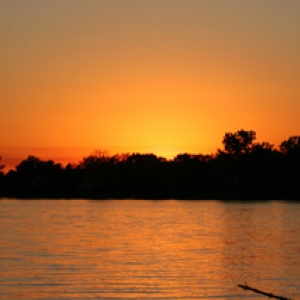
[0,199,300,299]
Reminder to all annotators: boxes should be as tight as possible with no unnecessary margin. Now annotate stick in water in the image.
[238,283,292,300]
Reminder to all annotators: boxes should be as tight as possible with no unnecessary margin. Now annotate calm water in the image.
[0,200,300,300]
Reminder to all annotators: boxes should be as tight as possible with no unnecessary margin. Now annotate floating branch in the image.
[238,283,292,300]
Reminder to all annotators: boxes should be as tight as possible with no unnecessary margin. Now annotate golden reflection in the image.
[1,200,299,299]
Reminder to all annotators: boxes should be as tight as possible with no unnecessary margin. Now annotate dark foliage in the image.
[1,130,300,200]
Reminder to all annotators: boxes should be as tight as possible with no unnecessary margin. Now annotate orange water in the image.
[0,200,299,299]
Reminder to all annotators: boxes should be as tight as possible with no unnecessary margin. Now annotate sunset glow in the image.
[1,0,300,170]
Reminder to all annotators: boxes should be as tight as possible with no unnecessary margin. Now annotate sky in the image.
[1,0,300,170]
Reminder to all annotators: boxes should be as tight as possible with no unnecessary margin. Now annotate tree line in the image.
[0,129,299,200]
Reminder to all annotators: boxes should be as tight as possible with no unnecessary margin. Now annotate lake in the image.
[0,199,299,300]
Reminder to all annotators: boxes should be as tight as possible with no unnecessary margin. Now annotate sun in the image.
[148,145,182,159]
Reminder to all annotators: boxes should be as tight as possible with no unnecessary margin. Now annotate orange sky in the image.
[1,0,300,170]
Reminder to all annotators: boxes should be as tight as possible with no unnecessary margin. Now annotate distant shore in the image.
[1,130,299,200]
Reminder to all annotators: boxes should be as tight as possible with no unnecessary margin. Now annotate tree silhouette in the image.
[16,155,41,175]
[279,136,300,198]
[7,155,64,197]
[251,142,274,153]
[280,136,300,156]
[0,129,300,200]
[78,150,112,170]
[221,129,256,158]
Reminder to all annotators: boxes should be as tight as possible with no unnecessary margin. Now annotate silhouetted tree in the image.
[171,153,214,198]
[216,131,283,198]
[16,155,42,175]
[1,129,300,200]
[279,136,300,198]
[79,150,112,170]
[221,129,256,158]
[251,142,274,153]
[8,155,64,197]
[122,153,168,198]
[249,142,280,169]
[280,136,300,156]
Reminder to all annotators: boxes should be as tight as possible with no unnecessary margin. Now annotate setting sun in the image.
[1,0,300,170]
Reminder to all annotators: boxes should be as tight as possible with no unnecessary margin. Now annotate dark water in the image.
[0,199,300,300]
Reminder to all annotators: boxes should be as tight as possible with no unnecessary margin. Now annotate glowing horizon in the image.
[1,1,300,171]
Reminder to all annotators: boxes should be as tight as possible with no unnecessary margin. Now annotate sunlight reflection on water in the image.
[0,199,300,299]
